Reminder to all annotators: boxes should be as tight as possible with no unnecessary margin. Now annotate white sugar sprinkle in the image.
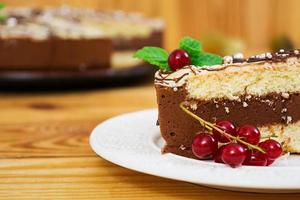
[223,56,233,64]
[225,107,230,113]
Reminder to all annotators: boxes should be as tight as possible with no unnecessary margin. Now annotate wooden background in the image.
[3,0,300,52]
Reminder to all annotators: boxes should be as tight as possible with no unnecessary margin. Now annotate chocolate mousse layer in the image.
[0,6,164,70]
[155,85,300,159]
[0,38,112,70]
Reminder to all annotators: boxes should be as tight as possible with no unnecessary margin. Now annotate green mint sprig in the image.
[179,37,222,66]
[179,36,202,57]
[133,36,223,72]
[0,3,7,22]
[133,47,171,72]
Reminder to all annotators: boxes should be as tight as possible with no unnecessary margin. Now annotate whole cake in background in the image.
[0,5,164,70]
[134,36,299,168]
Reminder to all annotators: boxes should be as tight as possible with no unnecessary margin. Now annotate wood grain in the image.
[0,86,156,124]
[0,86,156,158]
[2,0,300,51]
[0,157,299,200]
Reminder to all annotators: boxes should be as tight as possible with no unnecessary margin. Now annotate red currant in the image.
[221,143,247,167]
[243,150,268,166]
[213,145,225,163]
[259,139,283,160]
[192,133,218,159]
[168,49,191,71]
[237,125,261,145]
[213,120,236,143]
[266,159,275,166]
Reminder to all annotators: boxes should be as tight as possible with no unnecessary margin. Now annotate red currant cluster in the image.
[191,120,283,168]
[179,102,283,168]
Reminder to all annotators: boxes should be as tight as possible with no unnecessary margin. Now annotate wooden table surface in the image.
[0,84,299,200]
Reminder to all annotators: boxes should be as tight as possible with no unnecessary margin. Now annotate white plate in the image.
[90,109,300,193]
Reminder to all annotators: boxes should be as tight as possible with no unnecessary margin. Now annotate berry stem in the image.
[260,134,278,139]
[179,102,266,153]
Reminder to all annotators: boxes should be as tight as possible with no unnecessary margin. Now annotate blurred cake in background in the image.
[0,6,164,71]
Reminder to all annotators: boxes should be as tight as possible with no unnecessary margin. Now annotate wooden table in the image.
[0,84,299,199]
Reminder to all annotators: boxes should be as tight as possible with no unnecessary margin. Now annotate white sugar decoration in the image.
[294,49,299,54]
[233,53,244,60]
[223,56,233,64]
[242,102,248,108]
[266,52,273,59]
[279,49,285,53]
[256,53,266,59]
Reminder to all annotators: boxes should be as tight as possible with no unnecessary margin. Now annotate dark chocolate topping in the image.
[242,49,300,63]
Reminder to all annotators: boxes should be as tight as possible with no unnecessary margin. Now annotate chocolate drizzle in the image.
[245,49,300,63]
[174,73,189,83]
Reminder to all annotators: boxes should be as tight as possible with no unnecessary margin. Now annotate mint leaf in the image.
[192,52,222,66]
[0,3,6,22]
[0,3,5,10]
[179,36,202,57]
[134,47,171,72]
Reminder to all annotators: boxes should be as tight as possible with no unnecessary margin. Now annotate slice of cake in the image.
[135,37,299,161]
[0,6,164,70]
[155,50,300,159]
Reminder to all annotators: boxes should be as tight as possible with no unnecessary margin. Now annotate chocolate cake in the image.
[0,6,164,70]
[155,50,300,159]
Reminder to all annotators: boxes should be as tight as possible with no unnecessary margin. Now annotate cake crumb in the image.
[287,116,292,124]
[190,103,198,110]
[281,108,287,113]
[242,102,248,108]
[245,95,252,99]
[225,107,230,113]
[179,144,186,150]
[233,53,244,60]
[281,92,290,99]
